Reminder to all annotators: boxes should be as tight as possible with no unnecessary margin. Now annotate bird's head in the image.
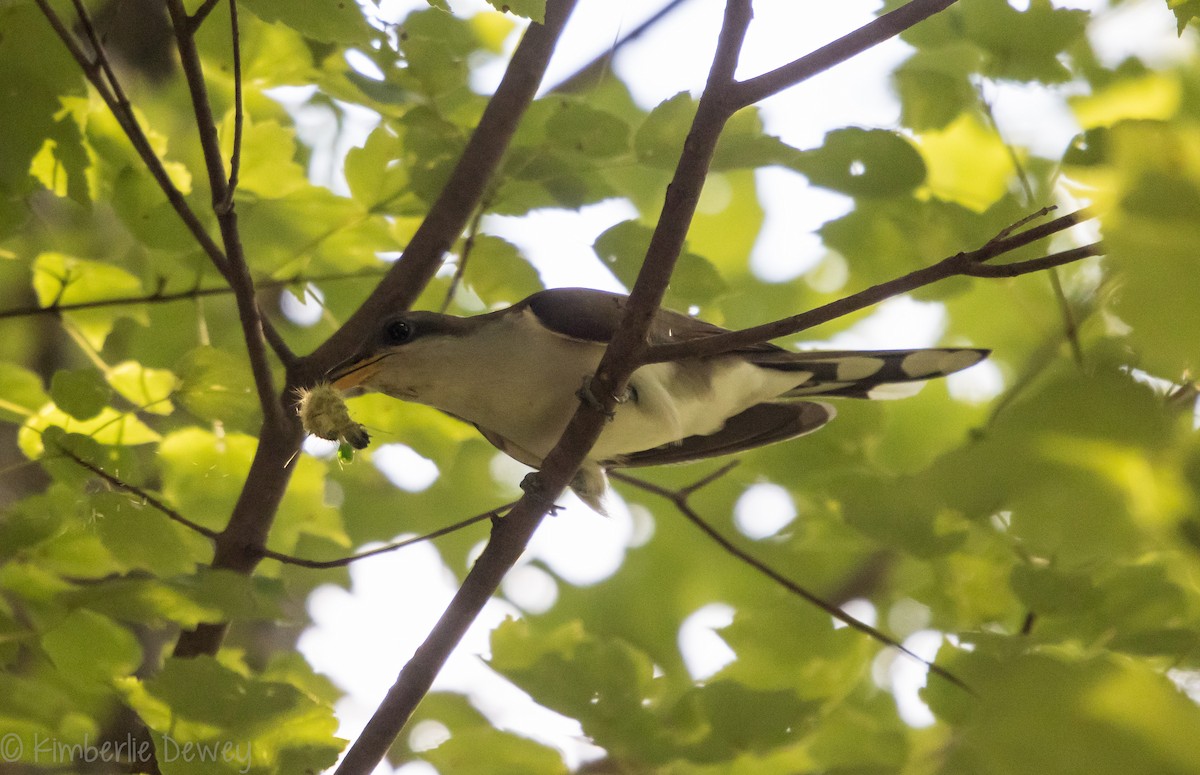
[328,311,477,402]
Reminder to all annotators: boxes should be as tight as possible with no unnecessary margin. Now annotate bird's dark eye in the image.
[385,319,414,344]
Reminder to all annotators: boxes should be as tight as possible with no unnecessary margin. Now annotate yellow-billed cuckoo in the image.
[330,288,986,510]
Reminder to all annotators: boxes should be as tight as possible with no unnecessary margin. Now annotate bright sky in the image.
[287,1,1189,772]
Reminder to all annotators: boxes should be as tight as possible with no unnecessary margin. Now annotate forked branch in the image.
[643,207,1102,364]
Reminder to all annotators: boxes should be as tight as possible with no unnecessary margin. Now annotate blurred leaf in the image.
[240,0,375,44]
[961,0,1089,83]
[49,369,111,421]
[791,128,926,198]
[42,609,141,684]
[107,361,178,415]
[485,0,545,22]
[461,234,542,305]
[176,347,260,431]
[915,114,1015,213]
[31,252,147,349]
[934,650,1200,775]
[0,363,50,422]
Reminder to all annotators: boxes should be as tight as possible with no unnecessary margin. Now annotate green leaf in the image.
[91,491,209,577]
[423,727,566,775]
[1171,0,1200,33]
[221,116,310,200]
[49,369,111,421]
[961,0,1089,83]
[461,235,542,305]
[107,361,178,415]
[934,650,1200,775]
[484,0,545,23]
[239,0,375,44]
[791,128,926,198]
[0,363,50,422]
[635,92,696,169]
[42,609,141,683]
[593,220,724,308]
[31,252,147,349]
[176,347,259,431]
[545,101,631,159]
[20,405,161,458]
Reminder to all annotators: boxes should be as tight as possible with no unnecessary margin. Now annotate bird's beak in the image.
[328,353,385,392]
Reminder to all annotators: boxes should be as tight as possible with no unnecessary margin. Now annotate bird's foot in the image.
[519,473,564,516]
[576,375,632,419]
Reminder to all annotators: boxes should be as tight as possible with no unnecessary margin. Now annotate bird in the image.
[329,287,987,511]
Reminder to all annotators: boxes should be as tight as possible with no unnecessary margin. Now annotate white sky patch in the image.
[299,545,604,771]
[501,563,559,614]
[807,295,946,350]
[832,598,878,630]
[679,603,737,680]
[373,443,440,492]
[483,200,636,292]
[750,169,852,283]
[733,482,797,539]
[947,357,1005,404]
[888,629,945,728]
[279,283,325,327]
[346,48,387,81]
[525,493,634,586]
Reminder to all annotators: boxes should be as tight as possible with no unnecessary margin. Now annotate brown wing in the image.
[522,287,779,351]
[611,401,834,468]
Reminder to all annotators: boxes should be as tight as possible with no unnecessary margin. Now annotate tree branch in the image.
[164,0,290,419]
[730,0,959,109]
[304,0,581,380]
[217,0,244,214]
[334,4,754,772]
[35,0,230,275]
[548,0,694,94]
[57,439,505,569]
[610,469,971,693]
[0,269,388,321]
[642,208,1101,364]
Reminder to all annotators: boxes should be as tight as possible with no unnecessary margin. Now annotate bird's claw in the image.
[519,473,563,516]
[576,375,631,420]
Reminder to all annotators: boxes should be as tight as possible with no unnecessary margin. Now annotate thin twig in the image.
[0,268,388,322]
[642,208,1101,363]
[611,470,972,693]
[165,0,285,423]
[189,0,224,31]
[58,440,506,567]
[218,0,244,215]
[257,506,510,568]
[440,208,485,313]
[730,0,959,109]
[548,0,694,93]
[34,0,231,275]
[56,445,219,539]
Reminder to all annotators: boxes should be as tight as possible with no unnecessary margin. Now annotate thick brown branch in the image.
[610,470,971,693]
[730,0,959,109]
[643,208,1100,364]
[333,3,752,772]
[305,0,581,379]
